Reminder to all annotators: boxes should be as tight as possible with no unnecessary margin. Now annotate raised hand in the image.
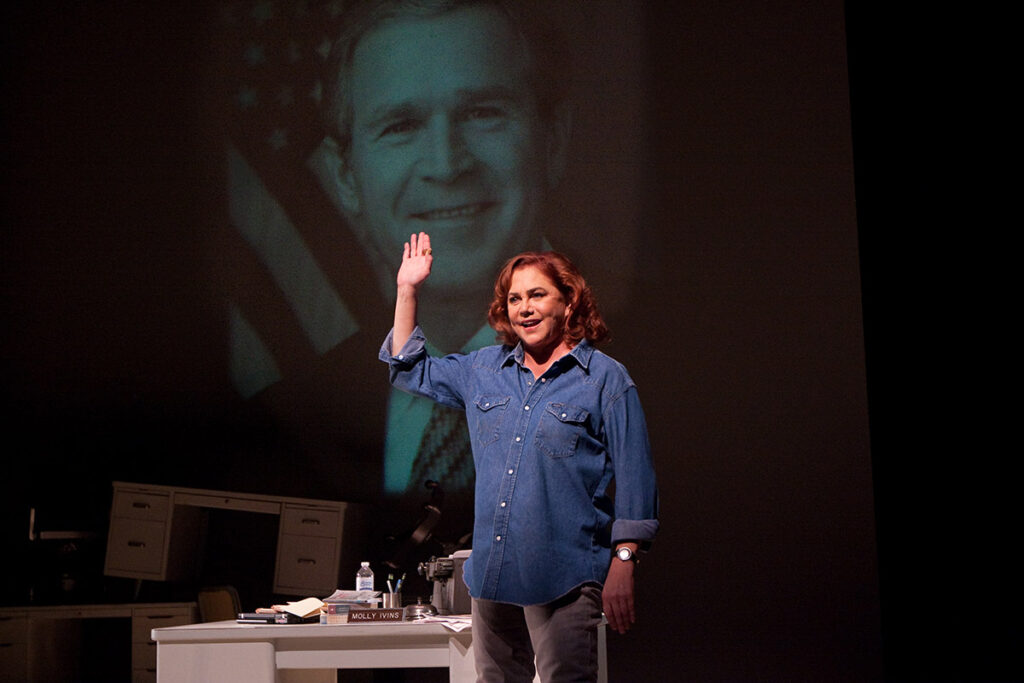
[397,232,433,290]
[391,233,432,354]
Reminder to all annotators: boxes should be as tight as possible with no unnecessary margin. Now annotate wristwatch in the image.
[615,546,638,564]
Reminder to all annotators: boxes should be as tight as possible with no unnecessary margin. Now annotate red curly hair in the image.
[488,251,610,347]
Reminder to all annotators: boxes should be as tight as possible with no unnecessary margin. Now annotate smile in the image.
[412,202,494,221]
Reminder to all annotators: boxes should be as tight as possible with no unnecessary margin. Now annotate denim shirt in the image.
[380,326,659,606]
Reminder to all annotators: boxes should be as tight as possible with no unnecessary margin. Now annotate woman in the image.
[380,232,658,682]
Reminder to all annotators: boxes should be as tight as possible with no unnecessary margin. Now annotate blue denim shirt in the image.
[380,326,659,606]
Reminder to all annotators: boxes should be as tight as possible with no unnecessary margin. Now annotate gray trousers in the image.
[471,583,603,683]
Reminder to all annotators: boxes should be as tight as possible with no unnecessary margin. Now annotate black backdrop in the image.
[3,1,1015,681]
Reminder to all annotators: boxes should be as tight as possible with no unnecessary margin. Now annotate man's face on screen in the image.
[339,5,554,289]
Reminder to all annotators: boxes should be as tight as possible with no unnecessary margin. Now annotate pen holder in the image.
[382,592,402,609]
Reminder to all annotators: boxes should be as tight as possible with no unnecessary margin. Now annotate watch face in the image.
[617,547,632,561]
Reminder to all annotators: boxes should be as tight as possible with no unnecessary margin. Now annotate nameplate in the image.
[348,608,404,622]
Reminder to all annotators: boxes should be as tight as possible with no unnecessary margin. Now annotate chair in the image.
[198,585,242,623]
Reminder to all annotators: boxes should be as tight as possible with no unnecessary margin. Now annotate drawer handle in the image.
[128,541,147,548]
[297,558,317,565]
[301,518,321,525]
[132,502,151,509]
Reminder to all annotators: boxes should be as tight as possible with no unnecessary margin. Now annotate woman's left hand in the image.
[602,557,636,634]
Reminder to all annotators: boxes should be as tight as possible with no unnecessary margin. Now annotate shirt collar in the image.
[500,338,594,372]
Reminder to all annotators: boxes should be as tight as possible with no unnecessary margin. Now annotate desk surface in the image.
[153,618,469,643]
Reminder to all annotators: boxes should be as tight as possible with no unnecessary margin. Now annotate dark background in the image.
[3,1,1015,681]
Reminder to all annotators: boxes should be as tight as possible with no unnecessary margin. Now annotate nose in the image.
[418,116,473,183]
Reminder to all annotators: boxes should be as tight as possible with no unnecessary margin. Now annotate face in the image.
[340,5,560,290]
[506,265,569,353]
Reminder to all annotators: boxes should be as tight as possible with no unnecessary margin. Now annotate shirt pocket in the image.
[535,402,590,458]
[473,394,511,447]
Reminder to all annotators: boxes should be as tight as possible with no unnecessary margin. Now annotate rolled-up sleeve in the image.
[378,326,468,410]
[605,385,659,548]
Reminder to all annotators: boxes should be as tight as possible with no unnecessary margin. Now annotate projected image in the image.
[208,0,646,508]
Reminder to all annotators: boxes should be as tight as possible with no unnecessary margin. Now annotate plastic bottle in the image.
[356,561,374,591]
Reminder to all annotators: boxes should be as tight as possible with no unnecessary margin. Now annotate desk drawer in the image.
[106,519,167,575]
[275,534,338,593]
[280,505,340,538]
[112,491,170,521]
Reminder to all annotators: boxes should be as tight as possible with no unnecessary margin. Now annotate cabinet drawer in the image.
[132,666,157,683]
[280,505,340,538]
[132,640,157,669]
[0,615,27,641]
[0,614,28,681]
[131,609,193,643]
[275,534,338,593]
[112,491,170,521]
[106,519,167,575]
[0,640,28,683]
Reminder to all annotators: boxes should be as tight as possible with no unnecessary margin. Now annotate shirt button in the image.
[496,535,502,541]
[508,469,514,475]
[561,413,567,419]
[515,436,521,442]
[397,354,404,360]
[540,378,546,383]
[524,405,530,411]
[500,501,507,508]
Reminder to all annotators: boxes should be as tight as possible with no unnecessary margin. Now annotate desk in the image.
[0,602,196,683]
[153,619,607,683]
[104,482,368,597]
[153,620,474,683]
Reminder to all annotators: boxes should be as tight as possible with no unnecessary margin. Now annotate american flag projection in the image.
[210,1,358,399]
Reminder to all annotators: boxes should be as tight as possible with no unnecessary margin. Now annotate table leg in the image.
[448,632,475,683]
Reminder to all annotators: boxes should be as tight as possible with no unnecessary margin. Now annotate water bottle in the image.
[356,561,374,591]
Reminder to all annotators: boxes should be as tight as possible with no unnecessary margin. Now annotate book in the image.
[236,612,318,624]
[322,589,381,606]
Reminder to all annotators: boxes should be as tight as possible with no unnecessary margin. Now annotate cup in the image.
[382,592,402,609]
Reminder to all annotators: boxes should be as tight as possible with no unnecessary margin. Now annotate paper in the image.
[418,615,472,632]
[272,597,324,618]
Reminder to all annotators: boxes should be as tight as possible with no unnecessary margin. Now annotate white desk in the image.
[153,619,607,683]
[154,620,473,682]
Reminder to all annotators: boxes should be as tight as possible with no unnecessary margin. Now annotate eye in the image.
[464,106,504,120]
[378,118,420,139]
[461,105,508,130]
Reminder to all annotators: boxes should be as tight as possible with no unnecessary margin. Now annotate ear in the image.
[544,100,573,188]
[315,135,362,216]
